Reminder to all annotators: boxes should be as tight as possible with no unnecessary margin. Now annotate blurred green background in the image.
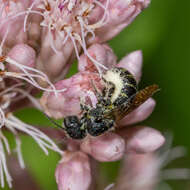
[3,0,190,189]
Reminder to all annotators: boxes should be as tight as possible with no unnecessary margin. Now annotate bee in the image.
[45,67,159,139]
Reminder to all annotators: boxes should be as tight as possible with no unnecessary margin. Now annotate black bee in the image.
[45,67,159,139]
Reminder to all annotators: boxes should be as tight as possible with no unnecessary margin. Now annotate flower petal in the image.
[117,50,143,82]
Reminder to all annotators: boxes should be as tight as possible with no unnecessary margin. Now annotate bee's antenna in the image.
[43,112,63,129]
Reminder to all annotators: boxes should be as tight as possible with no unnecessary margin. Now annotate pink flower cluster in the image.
[0,0,168,189]
[46,45,165,190]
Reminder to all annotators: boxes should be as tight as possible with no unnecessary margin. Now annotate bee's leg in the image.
[102,77,115,102]
[107,82,115,100]
[80,96,91,112]
[90,80,105,103]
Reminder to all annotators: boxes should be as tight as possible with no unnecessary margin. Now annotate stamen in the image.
[0,83,42,110]
[23,1,37,32]
[48,26,61,54]
[0,108,5,128]
[4,71,62,95]
[0,158,5,187]
[62,30,70,46]
[0,130,10,154]
[0,138,12,188]
[1,10,44,26]
[15,135,24,169]
[13,88,42,110]
[0,25,10,56]
[77,16,108,74]
[84,25,95,40]
[0,3,5,17]
[6,125,25,169]
[5,57,66,96]
[104,183,115,190]
[7,114,63,155]
[0,83,24,97]
[90,0,110,29]
[68,31,80,60]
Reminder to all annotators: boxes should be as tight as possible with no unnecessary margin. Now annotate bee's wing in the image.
[115,84,160,121]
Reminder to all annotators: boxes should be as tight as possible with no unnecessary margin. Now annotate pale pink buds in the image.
[7,44,36,72]
[81,133,125,162]
[118,98,156,126]
[117,50,143,82]
[120,127,165,153]
[95,0,151,42]
[78,44,117,73]
[55,151,91,190]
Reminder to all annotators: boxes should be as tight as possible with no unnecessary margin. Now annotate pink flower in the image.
[0,0,151,81]
[0,1,168,189]
[41,44,165,189]
[92,0,151,43]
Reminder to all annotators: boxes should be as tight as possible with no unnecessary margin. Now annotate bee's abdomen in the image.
[103,67,137,104]
[119,68,137,91]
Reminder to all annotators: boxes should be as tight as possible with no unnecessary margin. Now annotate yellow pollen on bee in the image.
[103,70,124,103]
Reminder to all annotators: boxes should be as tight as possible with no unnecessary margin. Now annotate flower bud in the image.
[118,98,156,126]
[78,44,117,73]
[36,34,75,81]
[7,44,36,72]
[55,151,91,190]
[118,127,165,153]
[95,0,151,42]
[81,133,125,162]
[117,50,142,82]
